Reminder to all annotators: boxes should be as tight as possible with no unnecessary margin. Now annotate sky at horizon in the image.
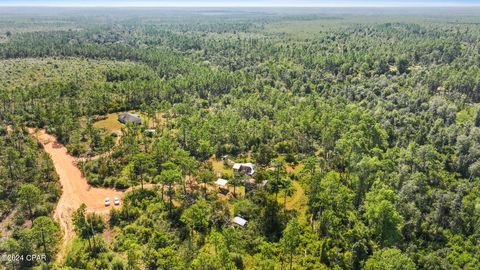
[1,0,480,7]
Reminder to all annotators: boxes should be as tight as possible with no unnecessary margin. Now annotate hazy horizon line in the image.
[1,1,480,8]
[1,5,480,8]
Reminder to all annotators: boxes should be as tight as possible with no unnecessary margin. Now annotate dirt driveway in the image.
[29,128,124,258]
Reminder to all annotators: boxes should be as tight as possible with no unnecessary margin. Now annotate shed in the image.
[233,216,248,227]
[232,163,242,170]
[215,178,228,187]
[118,112,141,124]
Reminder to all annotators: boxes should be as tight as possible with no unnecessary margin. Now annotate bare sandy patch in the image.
[28,128,125,260]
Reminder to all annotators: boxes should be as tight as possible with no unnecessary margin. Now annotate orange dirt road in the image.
[28,128,124,258]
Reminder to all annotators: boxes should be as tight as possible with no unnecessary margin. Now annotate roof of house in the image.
[233,163,242,170]
[233,163,256,175]
[233,163,255,169]
[118,112,141,124]
[233,216,248,226]
[215,178,228,187]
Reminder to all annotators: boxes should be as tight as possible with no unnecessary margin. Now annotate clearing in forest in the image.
[28,128,124,259]
[93,112,124,134]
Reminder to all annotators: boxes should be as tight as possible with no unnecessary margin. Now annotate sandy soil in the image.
[27,127,197,260]
[28,128,124,259]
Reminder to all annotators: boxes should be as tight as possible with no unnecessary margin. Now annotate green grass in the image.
[278,181,308,223]
[209,157,233,178]
[93,113,124,134]
[286,163,304,174]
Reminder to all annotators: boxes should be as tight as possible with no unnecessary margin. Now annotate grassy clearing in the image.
[286,182,307,210]
[149,112,167,128]
[286,163,304,174]
[209,157,232,178]
[93,113,124,134]
[93,110,167,135]
[281,181,308,222]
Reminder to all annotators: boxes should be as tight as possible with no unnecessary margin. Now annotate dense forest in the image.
[1,7,480,270]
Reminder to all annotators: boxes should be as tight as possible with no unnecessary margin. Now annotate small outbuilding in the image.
[215,178,228,187]
[233,163,242,170]
[233,216,248,227]
[118,112,141,124]
[215,178,229,195]
[233,163,255,175]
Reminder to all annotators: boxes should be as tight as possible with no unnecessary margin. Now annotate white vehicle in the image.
[114,197,120,206]
[104,197,111,206]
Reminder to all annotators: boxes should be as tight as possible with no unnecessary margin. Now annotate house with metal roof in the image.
[233,163,255,175]
[118,112,141,124]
